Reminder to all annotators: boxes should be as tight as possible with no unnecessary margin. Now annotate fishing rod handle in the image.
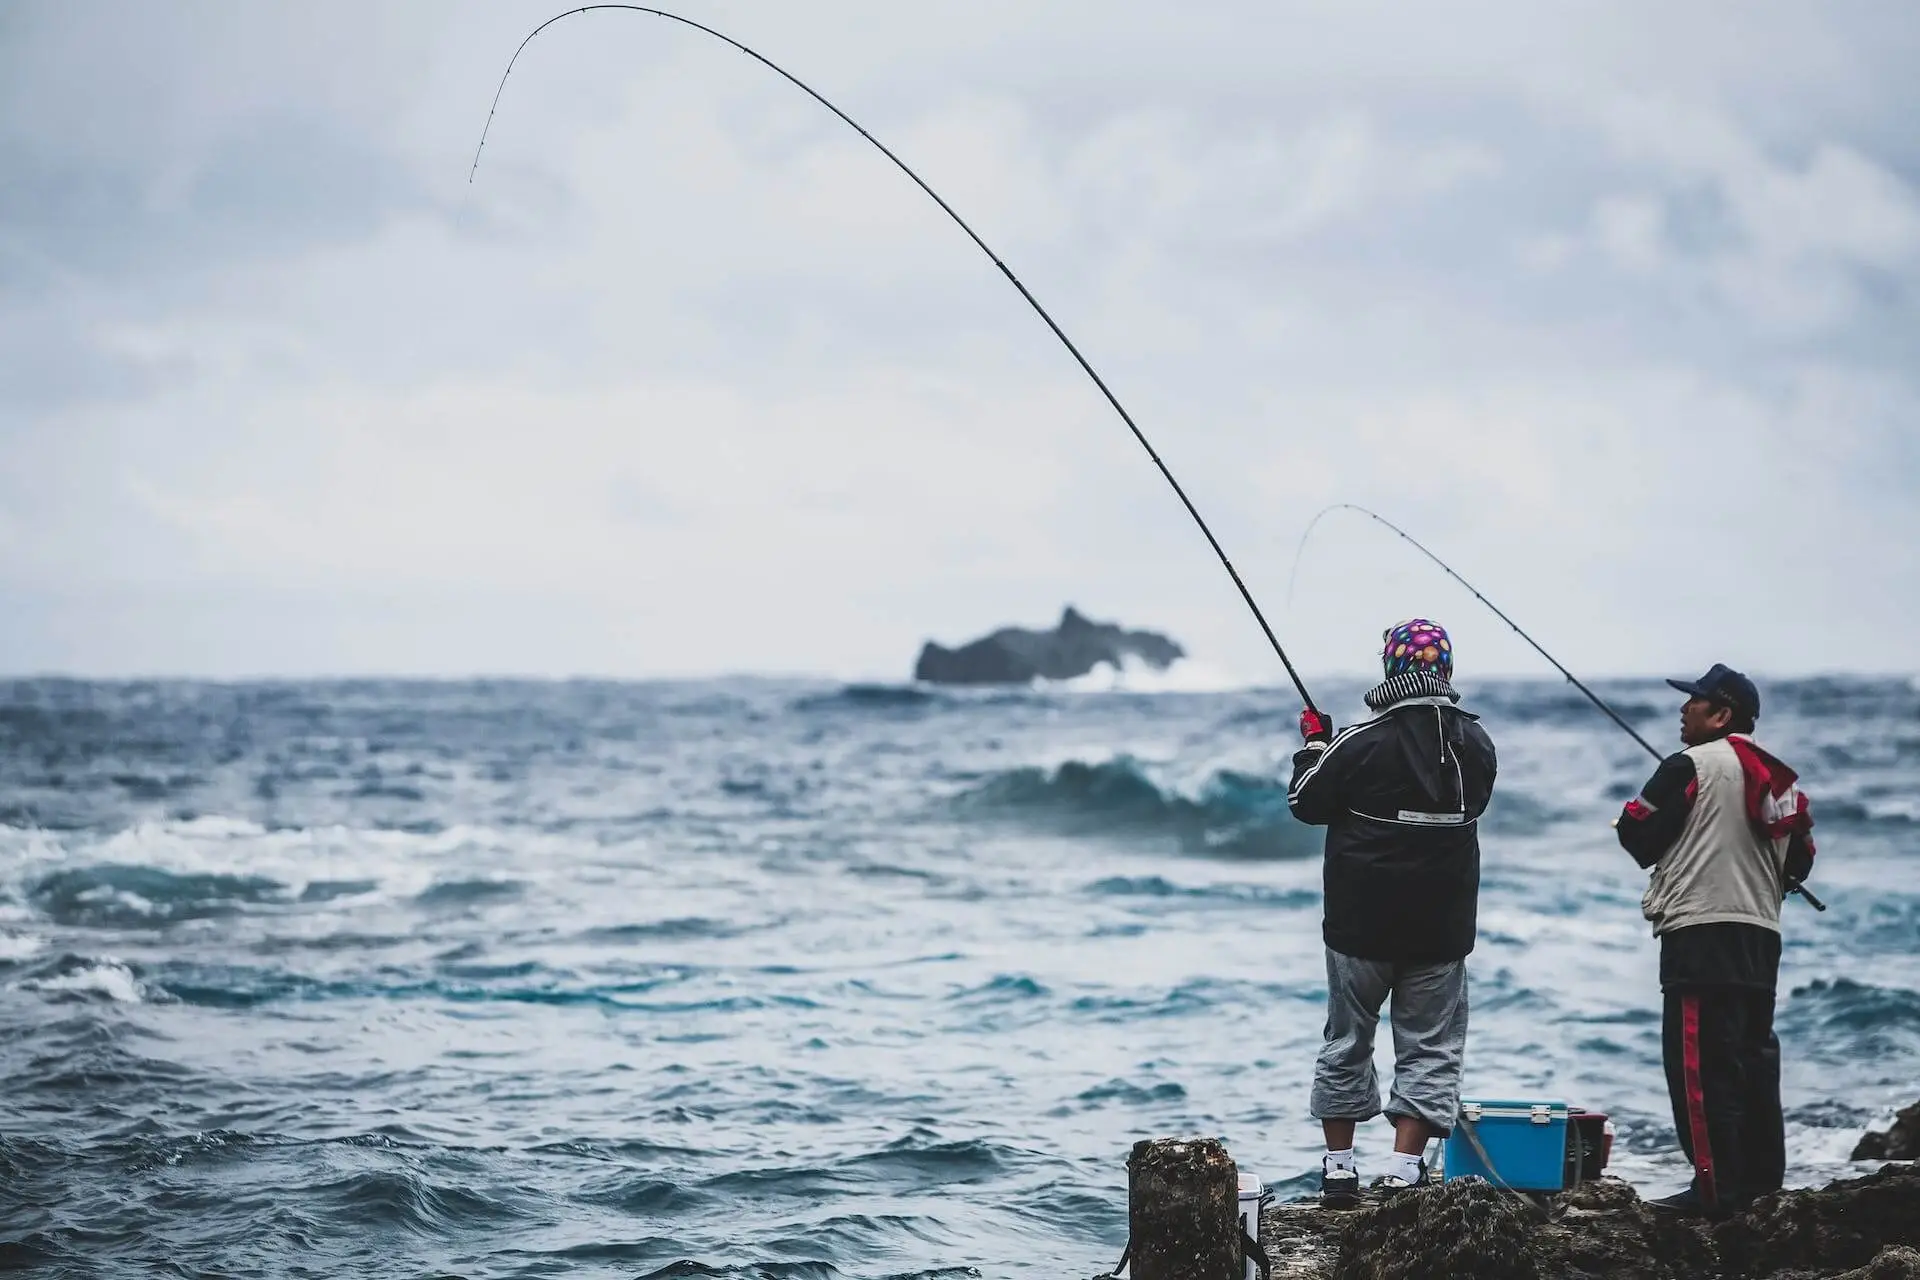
[1790,883,1828,912]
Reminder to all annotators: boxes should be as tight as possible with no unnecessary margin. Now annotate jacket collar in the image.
[1364,671,1461,712]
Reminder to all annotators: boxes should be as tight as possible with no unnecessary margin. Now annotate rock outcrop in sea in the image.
[913,607,1184,685]
[1853,1100,1920,1162]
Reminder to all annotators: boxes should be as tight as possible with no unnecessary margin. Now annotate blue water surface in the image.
[0,675,1912,1277]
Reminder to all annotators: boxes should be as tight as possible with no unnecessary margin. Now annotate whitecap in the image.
[1789,1117,1879,1167]
[18,958,145,1003]
[0,932,46,961]
[1039,656,1259,695]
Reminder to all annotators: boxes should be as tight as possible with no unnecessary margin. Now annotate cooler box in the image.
[1443,1099,1570,1192]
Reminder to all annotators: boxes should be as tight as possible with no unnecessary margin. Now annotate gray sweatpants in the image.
[1311,947,1468,1135]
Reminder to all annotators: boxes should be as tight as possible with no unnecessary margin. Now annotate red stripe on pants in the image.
[1681,994,1718,1208]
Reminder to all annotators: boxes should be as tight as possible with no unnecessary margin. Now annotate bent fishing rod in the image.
[1289,503,1827,911]
[471,5,1319,713]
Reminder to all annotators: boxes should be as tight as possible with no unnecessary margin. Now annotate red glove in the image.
[1299,708,1333,745]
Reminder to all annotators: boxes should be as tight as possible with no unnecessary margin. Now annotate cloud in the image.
[0,0,1916,678]
[1579,95,1920,334]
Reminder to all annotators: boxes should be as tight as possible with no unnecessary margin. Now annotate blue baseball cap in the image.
[1666,663,1760,722]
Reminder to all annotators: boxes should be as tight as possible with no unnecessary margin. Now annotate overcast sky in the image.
[2,1,1915,683]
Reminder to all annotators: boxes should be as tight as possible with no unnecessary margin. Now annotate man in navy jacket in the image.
[1289,619,1497,1206]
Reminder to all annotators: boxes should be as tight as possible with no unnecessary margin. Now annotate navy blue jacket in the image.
[1289,694,1497,964]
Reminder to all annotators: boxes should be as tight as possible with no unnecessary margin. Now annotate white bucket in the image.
[1237,1172,1263,1280]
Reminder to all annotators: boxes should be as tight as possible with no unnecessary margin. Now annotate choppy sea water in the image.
[0,675,1914,1278]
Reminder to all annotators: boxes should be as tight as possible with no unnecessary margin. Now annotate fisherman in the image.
[1289,619,1498,1207]
[1615,664,1816,1219]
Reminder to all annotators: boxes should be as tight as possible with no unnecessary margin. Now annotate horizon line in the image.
[0,666,1902,687]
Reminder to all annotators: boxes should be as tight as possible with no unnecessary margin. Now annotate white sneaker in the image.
[1371,1159,1429,1193]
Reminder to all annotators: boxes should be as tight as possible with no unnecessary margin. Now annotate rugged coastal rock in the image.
[1124,1138,1241,1280]
[913,607,1184,685]
[1853,1100,1920,1162]
[1252,1163,1920,1280]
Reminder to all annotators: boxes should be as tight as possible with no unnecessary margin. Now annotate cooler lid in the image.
[1459,1099,1569,1123]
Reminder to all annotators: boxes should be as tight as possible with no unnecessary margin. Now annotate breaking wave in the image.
[13,955,148,1003]
[26,865,293,929]
[1780,978,1920,1062]
[953,756,1317,858]
[1036,657,1256,695]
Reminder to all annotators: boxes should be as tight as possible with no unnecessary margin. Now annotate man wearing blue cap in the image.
[1616,664,1817,1219]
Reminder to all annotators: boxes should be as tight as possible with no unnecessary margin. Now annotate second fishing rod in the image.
[1289,503,1827,912]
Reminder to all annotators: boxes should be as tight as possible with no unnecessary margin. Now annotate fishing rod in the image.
[1287,503,1661,756]
[470,5,1319,713]
[1288,502,1827,912]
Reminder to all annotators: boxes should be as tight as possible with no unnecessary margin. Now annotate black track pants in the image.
[1662,984,1784,1210]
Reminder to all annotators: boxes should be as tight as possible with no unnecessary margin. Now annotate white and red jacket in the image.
[1617,734,1816,938]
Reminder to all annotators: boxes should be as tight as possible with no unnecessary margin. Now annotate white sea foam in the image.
[0,826,70,861]
[78,885,159,918]
[17,958,145,1003]
[1041,656,1260,694]
[0,932,46,961]
[19,817,587,909]
[1787,1117,1879,1169]
[1864,795,1920,823]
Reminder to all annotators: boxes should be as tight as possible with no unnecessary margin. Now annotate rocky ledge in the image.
[1853,1102,1920,1162]
[913,607,1184,686]
[1258,1162,1920,1280]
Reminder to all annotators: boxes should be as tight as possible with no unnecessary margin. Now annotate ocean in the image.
[0,674,1913,1278]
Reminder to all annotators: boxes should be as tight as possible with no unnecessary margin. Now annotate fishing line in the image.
[1288,503,1660,757]
[1288,502,1826,911]
[470,5,1319,712]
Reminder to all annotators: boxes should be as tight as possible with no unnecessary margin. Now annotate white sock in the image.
[1389,1151,1424,1184]
[1324,1148,1355,1173]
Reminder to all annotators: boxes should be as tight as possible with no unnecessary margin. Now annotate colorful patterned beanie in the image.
[1382,618,1453,681]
